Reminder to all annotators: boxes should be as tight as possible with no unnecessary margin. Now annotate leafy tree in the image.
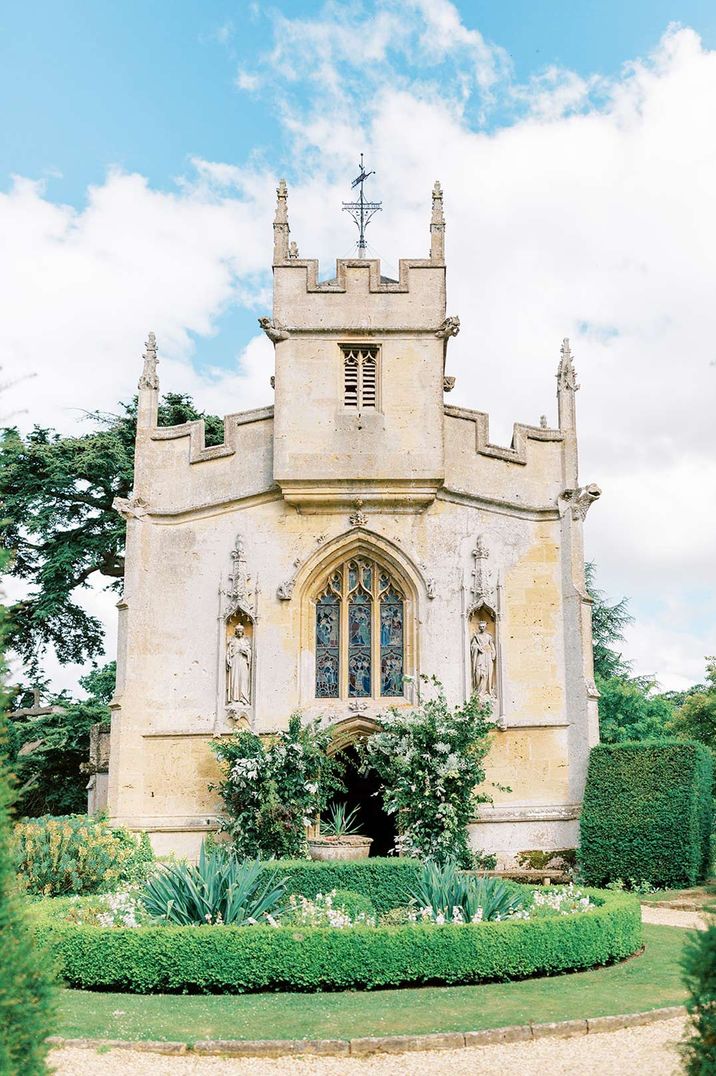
[585,563,673,742]
[9,662,115,818]
[585,561,633,681]
[0,559,55,1073]
[597,675,676,744]
[682,921,716,1074]
[669,658,716,754]
[1,394,223,675]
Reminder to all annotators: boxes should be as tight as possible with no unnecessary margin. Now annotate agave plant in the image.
[409,859,525,922]
[141,842,285,926]
[321,802,363,838]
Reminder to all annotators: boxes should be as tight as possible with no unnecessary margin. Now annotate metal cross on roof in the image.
[342,153,382,257]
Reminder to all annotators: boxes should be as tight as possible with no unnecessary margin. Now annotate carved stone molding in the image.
[348,699,368,713]
[349,500,368,527]
[112,493,149,521]
[474,803,581,824]
[258,316,290,343]
[443,375,456,392]
[277,556,303,601]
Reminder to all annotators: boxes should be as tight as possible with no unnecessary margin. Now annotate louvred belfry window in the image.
[342,346,379,409]
[314,557,404,700]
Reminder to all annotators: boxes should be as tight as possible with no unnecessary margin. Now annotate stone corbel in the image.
[112,493,149,521]
[435,316,460,340]
[443,376,456,392]
[560,484,602,521]
[258,317,290,343]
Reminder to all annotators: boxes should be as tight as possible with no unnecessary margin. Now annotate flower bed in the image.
[32,886,641,994]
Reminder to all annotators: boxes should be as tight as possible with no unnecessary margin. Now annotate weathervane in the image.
[342,153,382,257]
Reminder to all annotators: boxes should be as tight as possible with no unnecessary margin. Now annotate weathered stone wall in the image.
[107,183,598,864]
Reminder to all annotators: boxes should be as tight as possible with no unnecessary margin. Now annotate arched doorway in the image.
[331,745,397,857]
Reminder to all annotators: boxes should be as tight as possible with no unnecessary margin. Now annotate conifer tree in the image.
[0,580,55,1073]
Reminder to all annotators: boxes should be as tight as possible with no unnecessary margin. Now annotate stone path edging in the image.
[46,1005,685,1059]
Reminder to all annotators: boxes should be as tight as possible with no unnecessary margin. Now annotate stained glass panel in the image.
[380,589,403,696]
[348,591,371,696]
[316,593,340,698]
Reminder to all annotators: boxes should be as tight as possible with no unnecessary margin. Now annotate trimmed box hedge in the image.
[33,888,641,994]
[579,739,713,888]
[259,857,422,915]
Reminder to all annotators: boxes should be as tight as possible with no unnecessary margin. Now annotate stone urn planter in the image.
[307,835,373,862]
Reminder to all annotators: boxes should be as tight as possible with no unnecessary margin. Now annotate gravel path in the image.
[48,1016,688,1075]
[641,905,708,930]
[48,908,701,1074]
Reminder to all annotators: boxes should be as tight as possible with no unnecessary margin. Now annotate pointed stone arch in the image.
[295,528,424,709]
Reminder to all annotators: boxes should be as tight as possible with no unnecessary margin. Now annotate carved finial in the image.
[273,178,290,262]
[557,338,579,393]
[138,332,159,392]
[540,414,548,428]
[430,180,445,262]
[288,240,299,259]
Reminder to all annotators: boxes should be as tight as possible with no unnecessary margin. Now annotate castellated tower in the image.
[106,176,600,864]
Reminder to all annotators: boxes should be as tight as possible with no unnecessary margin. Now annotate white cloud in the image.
[2,5,715,692]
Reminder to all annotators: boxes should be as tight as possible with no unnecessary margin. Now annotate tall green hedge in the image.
[34,888,640,994]
[259,858,422,915]
[579,739,713,888]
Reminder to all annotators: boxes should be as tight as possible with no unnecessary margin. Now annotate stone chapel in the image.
[106,178,601,863]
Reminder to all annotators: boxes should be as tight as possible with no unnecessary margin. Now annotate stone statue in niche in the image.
[226,623,252,705]
[470,619,496,700]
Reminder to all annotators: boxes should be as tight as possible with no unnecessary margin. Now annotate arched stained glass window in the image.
[314,557,404,700]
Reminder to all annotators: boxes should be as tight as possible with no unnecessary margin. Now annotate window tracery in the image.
[314,557,404,700]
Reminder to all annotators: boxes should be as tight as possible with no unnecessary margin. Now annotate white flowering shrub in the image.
[361,679,496,866]
[280,889,376,929]
[212,713,344,858]
[527,883,596,918]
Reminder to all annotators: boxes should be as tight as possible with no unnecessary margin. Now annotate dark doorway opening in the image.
[333,745,396,857]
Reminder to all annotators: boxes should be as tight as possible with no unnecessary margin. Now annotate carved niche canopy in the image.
[470,534,497,614]
[222,534,255,623]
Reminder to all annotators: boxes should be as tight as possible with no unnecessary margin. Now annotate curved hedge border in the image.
[33,889,641,994]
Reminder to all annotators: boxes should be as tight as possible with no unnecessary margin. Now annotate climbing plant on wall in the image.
[212,713,344,859]
[360,679,496,868]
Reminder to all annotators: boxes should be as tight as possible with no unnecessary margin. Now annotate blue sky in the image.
[2,1,715,691]
[3,1,716,207]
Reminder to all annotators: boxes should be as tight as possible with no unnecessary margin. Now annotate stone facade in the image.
[106,180,600,864]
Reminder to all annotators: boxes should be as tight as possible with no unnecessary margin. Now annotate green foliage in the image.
[329,889,375,920]
[682,921,716,1074]
[9,662,115,817]
[142,844,286,926]
[579,740,714,888]
[597,674,675,744]
[585,561,633,682]
[14,814,153,896]
[257,857,423,915]
[0,564,56,1073]
[321,801,362,837]
[409,860,525,923]
[585,563,675,743]
[33,887,641,993]
[211,713,344,859]
[360,679,495,867]
[669,658,716,753]
[0,393,223,674]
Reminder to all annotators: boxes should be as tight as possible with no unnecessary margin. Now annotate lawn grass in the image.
[55,924,689,1043]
